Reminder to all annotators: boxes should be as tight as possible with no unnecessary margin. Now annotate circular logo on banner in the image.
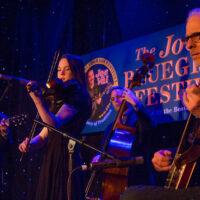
[85,58,118,126]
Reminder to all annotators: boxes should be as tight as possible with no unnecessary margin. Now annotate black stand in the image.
[34,119,118,160]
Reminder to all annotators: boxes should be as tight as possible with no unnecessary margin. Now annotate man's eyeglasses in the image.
[182,32,200,45]
[110,95,122,102]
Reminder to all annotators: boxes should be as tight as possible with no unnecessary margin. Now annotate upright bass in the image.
[85,53,155,200]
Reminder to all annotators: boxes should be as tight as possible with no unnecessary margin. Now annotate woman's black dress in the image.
[35,85,92,200]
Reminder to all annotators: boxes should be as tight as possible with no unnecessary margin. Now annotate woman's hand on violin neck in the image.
[26,81,43,104]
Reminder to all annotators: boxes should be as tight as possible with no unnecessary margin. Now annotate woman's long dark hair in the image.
[61,54,86,88]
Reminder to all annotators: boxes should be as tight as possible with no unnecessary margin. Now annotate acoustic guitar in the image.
[164,113,198,189]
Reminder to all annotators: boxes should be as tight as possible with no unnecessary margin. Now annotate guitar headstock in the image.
[7,114,28,127]
[131,53,155,87]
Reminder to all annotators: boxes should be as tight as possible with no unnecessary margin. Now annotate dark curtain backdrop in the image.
[73,0,122,54]
[0,0,200,199]
[72,0,200,55]
[0,1,73,200]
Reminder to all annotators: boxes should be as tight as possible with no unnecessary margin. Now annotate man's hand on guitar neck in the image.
[152,150,172,172]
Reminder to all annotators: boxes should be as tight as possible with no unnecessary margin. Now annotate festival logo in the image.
[85,58,118,127]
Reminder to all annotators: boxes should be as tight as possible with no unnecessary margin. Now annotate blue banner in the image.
[82,24,200,134]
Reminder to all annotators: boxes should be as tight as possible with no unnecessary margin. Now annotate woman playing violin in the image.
[19,54,92,200]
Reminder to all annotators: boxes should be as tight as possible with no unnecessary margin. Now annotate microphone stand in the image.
[33,119,119,200]
[34,119,119,160]
[67,139,76,200]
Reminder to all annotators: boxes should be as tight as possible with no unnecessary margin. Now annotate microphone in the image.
[81,156,144,171]
[0,73,29,85]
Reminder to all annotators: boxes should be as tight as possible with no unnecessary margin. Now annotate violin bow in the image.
[20,50,60,161]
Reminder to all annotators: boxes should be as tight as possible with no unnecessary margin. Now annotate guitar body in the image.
[165,156,196,190]
[165,114,199,190]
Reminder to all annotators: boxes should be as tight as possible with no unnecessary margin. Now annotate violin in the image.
[0,73,79,109]
[41,78,79,102]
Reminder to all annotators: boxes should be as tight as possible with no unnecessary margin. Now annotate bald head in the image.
[187,8,200,21]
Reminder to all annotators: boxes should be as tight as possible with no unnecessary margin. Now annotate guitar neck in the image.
[6,114,27,127]
[176,113,193,155]
[164,113,196,190]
